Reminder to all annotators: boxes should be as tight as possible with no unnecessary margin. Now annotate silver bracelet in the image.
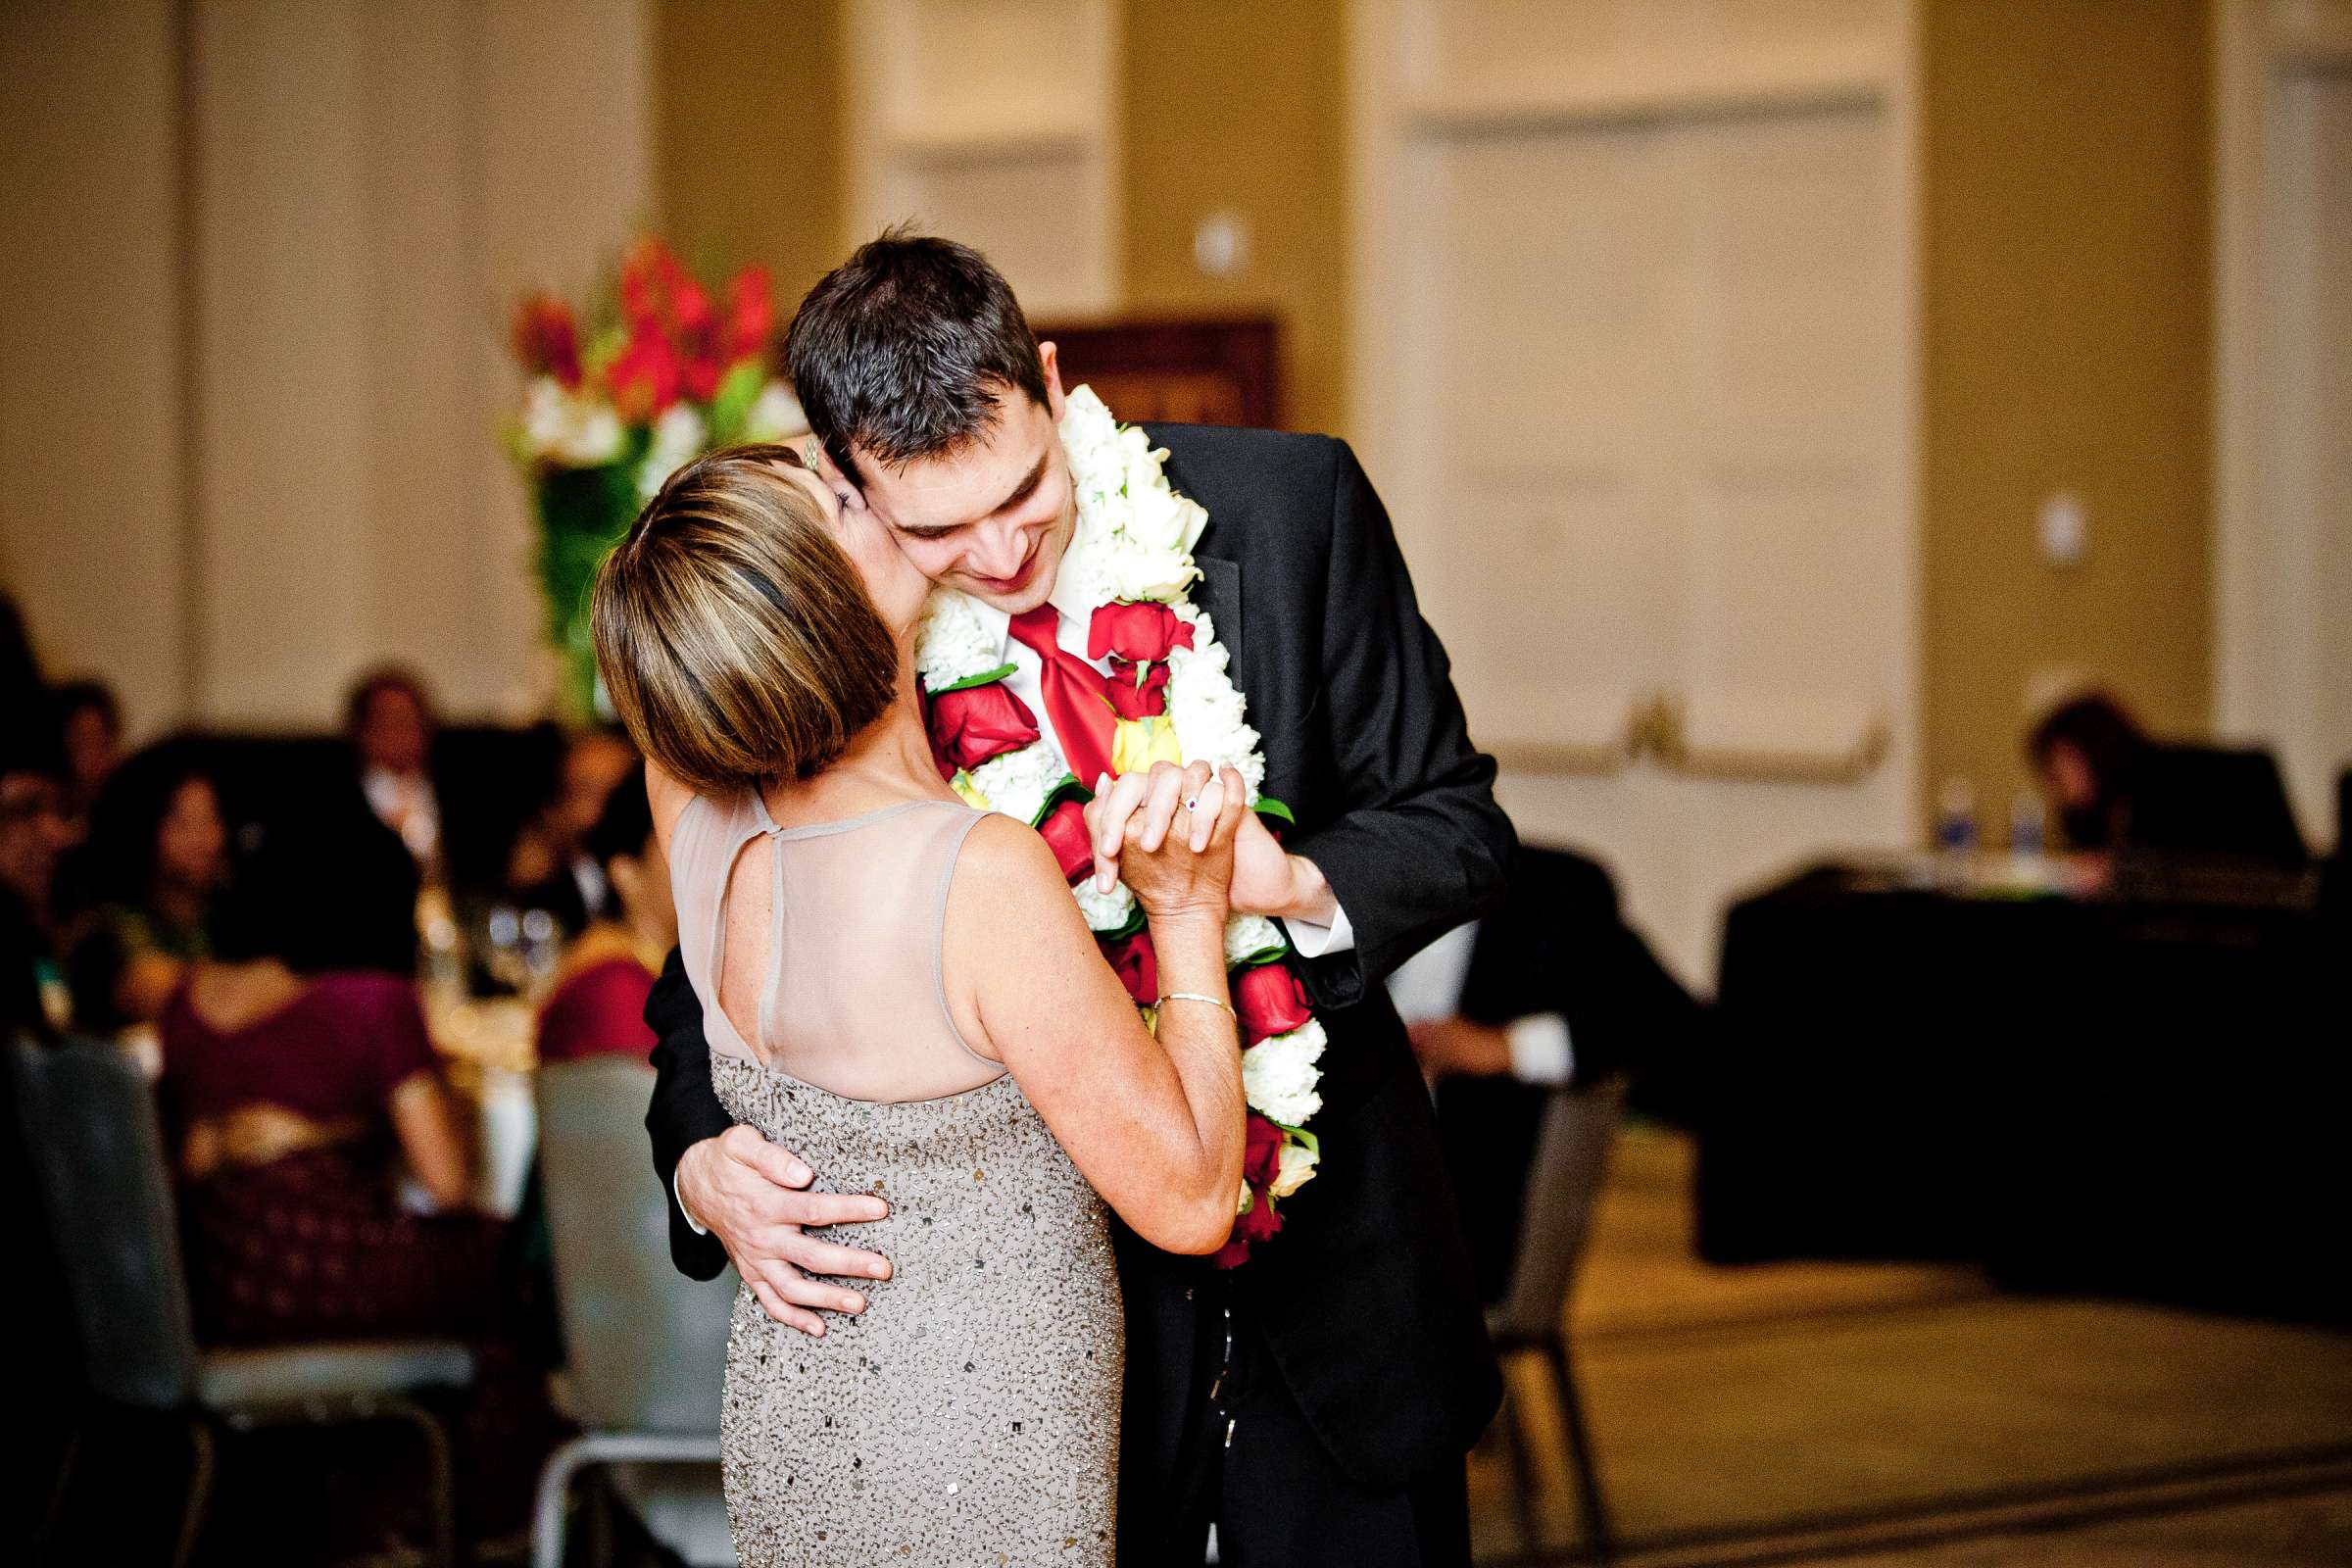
[1157,992,1235,1016]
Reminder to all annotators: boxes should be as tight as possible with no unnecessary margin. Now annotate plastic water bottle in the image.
[1936,777,1979,856]
[2009,789,2045,858]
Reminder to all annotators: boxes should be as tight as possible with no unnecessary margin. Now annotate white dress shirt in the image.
[679,575,1354,1233]
[1385,921,1574,1085]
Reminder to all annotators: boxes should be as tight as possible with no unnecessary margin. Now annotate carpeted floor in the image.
[1468,1123,2352,1566]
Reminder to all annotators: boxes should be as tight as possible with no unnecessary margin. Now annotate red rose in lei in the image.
[1104,659,1171,720]
[1102,930,1157,1005]
[1233,961,1313,1046]
[1242,1113,1285,1189]
[925,682,1040,778]
[1234,1185,1283,1246]
[1088,602,1196,664]
[1036,798,1093,883]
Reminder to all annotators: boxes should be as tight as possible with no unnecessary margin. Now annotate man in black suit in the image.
[1401,844,1703,1301]
[643,234,1511,1565]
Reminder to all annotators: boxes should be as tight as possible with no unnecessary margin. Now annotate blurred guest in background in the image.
[46,677,122,841]
[0,670,85,1549]
[73,742,228,1026]
[1401,843,1702,1303]
[504,726,636,933]
[1,728,75,1036]
[2028,692,2149,852]
[159,824,500,1344]
[0,591,42,723]
[348,664,444,874]
[535,765,670,1063]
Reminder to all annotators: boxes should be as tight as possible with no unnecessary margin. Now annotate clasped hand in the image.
[1083,760,1250,915]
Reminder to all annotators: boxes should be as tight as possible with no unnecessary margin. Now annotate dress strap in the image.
[931,808,1003,1071]
[756,820,788,1049]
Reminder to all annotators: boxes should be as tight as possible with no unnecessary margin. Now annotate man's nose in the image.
[969,520,1030,580]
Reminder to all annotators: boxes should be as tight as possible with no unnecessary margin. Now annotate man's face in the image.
[844,345,1075,615]
[0,771,71,908]
[359,687,430,775]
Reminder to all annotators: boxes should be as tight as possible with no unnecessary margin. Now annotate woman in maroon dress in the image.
[159,828,501,1345]
[535,766,672,1065]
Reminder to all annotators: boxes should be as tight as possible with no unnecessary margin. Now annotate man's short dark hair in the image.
[785,229,1050,485]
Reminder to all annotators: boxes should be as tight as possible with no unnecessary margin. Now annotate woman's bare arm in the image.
[947,765,1248,1254]
[387,1072,474,1211]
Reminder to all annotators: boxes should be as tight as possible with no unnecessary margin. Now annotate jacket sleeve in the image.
[1284,439,1515,1009]
[643,946,734,1280]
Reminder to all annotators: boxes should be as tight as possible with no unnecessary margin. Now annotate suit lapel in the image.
[1193,555,1242,669]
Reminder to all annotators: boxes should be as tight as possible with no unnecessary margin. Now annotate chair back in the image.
[535,1058,734,1432]
[1488,1080,1625,1343]
[9,1034,201,1406]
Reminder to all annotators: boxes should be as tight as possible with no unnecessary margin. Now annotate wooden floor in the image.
[1469,1124,2352,1566]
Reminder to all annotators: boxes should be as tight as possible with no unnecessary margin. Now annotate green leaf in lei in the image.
[1227,936,1293,970]
[1035,773,1092,827]
[928,662,1019,696]
[1252,797,1296,828]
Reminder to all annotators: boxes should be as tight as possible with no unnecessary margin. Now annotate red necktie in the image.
[1009,606,1118,787]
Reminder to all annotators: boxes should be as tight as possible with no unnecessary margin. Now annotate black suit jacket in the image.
[1435,845,1703,1301]
[643,424,1513,1514]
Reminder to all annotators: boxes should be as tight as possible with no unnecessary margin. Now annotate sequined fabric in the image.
[713,1054,1123,1565]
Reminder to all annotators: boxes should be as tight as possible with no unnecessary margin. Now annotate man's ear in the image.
[1040,340,1067,420]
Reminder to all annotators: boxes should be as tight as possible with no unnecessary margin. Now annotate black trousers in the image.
[1158,1287,1473,1568]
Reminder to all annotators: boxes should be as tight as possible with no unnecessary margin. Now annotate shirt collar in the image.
[1045,566,1099,629]
[965,569,1098,662]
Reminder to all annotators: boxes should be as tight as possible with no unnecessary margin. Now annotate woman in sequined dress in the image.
[592,446,1248,1565]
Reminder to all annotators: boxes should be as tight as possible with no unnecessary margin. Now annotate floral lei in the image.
[913,386,1321,1266]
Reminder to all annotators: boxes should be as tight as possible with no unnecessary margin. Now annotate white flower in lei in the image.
[913,385,1322,1255]
[966,742,1072,828]
[1241,1021,1327,1129]
[915,590,1009,691]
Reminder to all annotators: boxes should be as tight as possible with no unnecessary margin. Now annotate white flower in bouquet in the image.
[915,590,1009,689]
[968,742,1071,827]
[519,376,624,467]
[1270,1140,1318,1199]
[1243,1019,1327,1127]
[638,404,709,500]
[743,380,808,443]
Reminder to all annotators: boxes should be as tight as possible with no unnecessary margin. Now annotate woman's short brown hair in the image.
[592,445,898,796]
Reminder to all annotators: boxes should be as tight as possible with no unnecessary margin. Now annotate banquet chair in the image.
[533,1057,738,1568]
[1488,1078,1624,1565]
[9,1034,473,1568]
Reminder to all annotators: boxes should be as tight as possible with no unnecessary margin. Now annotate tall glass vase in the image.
[531,449,645,724]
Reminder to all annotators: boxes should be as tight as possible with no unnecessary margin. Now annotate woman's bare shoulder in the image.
[952,810,1072,908]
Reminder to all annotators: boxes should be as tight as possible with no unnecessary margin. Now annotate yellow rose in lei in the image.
[1109,715,1184,776]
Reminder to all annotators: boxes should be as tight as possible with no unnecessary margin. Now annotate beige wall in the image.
[1920,0,2214,827]
[655,0,847,310]
[655,0,1350,435]
[2,0,655,733]
[0,0,189,737]
[1120,0,1348,435]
